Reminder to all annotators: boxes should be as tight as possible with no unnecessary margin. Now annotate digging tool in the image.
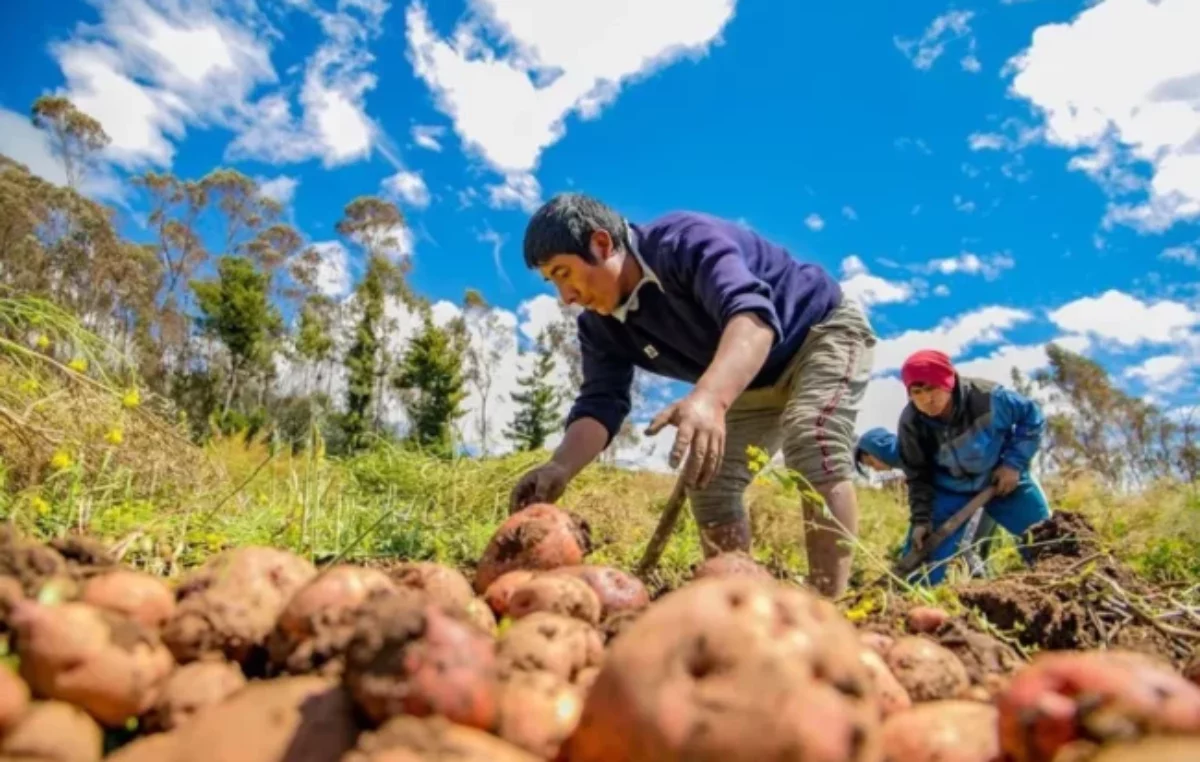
[891,486,997,578]
[635,471,690,578]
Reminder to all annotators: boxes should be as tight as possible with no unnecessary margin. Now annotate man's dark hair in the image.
[523,192,629,269]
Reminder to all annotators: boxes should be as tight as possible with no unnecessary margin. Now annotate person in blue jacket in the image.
[854,427,999,578]
[894,349,1052,585]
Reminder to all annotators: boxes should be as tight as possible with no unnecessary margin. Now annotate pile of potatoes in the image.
[1,506,1199,762]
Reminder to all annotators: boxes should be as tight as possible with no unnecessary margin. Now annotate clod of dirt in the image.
[80,570,175,630]
[344,715,539,762]
[13,601,174,728]
[483,571,537,619]
[906,607,949,635]
[0,575,24,631]
[344,594,500,730]
[0,700,103,762]
[387,562,475,610]
[552,565,651,619]
[496,612,605,686]
[162,546,316,669]
[48,535,116,580]
[0,665,30,734]
[881,700,1002,762]
[997,649,1200,762]
[1021,511,1100,565]
[266,564,398,677]
[564,576,882,762]
[507,574,602,625]
[933,619,1021,687]
[473,505,592,594]
[690,551,773,581]
[884,636,970,703]
[495,670,584,759]
[143,660,247,733]
[0,527,68,598]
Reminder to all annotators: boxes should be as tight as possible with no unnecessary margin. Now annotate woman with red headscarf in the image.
[896,349,1052,585]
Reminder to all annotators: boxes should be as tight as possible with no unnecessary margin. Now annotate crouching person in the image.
[895,350,1052,585]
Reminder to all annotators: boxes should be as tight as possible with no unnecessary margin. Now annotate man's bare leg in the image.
[698,516,752,558]
[803,479,859,597]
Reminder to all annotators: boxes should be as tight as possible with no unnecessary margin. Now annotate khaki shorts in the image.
[689,297,877,528]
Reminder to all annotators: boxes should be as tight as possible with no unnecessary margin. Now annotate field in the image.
[2,345,1200,761]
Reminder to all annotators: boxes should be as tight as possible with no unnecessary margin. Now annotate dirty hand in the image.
[911,523,933,553]
[992,464,1020,497]
[645,389,726,489]
[509,461,569,514]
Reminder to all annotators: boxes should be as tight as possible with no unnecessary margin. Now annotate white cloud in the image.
[955,336,1090,387]
[0,107,124,201]
[1162,244,1198,266]
[874,306,1033,374]
[411,123,444,151]
[256,174,299,206]
[969,132,1007,151]
[310,241,352,298]
[804,213,825,231]
[895,10,976,71]
[1047,290,1199,346]
[488,171,543,213]
[953,194,976,213]
[382,169,431,209]
[404,0,737,175]
[842,205,858,221]
[933,284,951,297]
[1125,353,1190,393]
[1005,0,1200,232]
[838,256,913,310]
[922,251,1015,281]
[478,227,511,285]
[518,294,568,342]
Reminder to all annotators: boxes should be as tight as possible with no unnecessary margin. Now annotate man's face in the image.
[538,230,624,315]
[908,383,952,418]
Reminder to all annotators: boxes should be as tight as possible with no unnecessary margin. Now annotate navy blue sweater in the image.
[566,211,842,443]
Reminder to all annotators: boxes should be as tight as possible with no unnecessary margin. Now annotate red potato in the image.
[906,606,950,635]
[859,631,895,658]
[507,574,602,625]
[496,612,605,685]
[80,570,175,630]
[12,601,174,728]
[144,660,247,732]
[0,575,25,631]
[388,562,475,609]
[344,715,539,762]
[859,647,912,720]
[884,636,970,703]
[564,576,882,762]
[0,665,30,734]
[1089,736,1200,761]
[266,564,397,677]
[464,597,498,636]
[691,551,773,582]
[483,571,537,618]
[600,608,643,644]
[553,566,650,619]
[997,649,1200,762]
[162,546,316,667]
[473,505,592,594]
[880,700,1002,762]
[0,700,103,762]
[496,670,585,759]
[344,594,500,730]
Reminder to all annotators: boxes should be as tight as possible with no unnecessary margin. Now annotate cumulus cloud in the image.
[488,171,543,213]
[0,107,124,201]
[804,213,825,231]
[1047,290,1199,346]
[383,169,431,209]
[920,251,1015,281]
[1125,353,1191,393]
[410,123,444,151]
[1162,244,1199,266]
[256,174,299,206]
[874,306,1033,374]
[838,256,913,311]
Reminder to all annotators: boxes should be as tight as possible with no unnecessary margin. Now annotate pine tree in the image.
[506,332,563,452]
[342,254,388,451]
[394,307,468,457]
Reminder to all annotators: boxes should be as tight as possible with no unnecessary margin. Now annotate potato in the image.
[997,650,1200,762]
[1089,736,1200,762]
[859,647,911,719]
[0,575,25,631]
[344,715,538,762]
[80,570,175,630]
[600,608,643,644]
[266,564,397,677]
[553,565,650,619]
[0,528,68,598]
[162,546,316,667]
[1184,648,1200,689]
[143,661,246,732]
[859,631,895,658]
[12,601,174,728]
[484,571,538,618]
[48,535,115,579]
[496,670,584,759]
[0,665,29,734]
[0,700,102,762]
[564,576,881,762]
[880,700,1001,762]
[884,636,970,703]
[464,598,498,637]
[344,594,499,730]
[508,574,602,625]
[388,562,475,609]
[497,612,605,685]
[906,606,949,635]
[473,505,591,594]
[691,551,773,581]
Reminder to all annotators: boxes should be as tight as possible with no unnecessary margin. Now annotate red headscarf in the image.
[901,349,956,391]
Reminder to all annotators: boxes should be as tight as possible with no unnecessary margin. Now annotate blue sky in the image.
[2,0,1198,467]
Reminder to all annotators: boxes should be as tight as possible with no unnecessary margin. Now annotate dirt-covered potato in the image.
[997,650,1200,762]
[162,546,316,667]
[483,571,537,619]
[388,562,475,609]
[0,700,103,762]
[1184,648,1200,688]
[496,670,584,759]
[880,700,1001,762]
[80,570,175,630]
[564,576,881,762]
[496,612,605,685]
[143,660,247,733]
[464,598,498,637]
[860,647,911,719]
[473,505,591,594]
[0,528,68,598]
[266,564,397,677]
[690,551,773,581]
[885,636,970,703]
[0,575,25,631]
[344,594,500,730]
[345,715,539,762]
[0,665,29,734]
[48,535,116,580]
[859,631,895,658]
[600,608,643,644]
[12,601,174,728]
[934,620,1020,689]
[906,606,950,635]
[553,565,650,619]
[507,574,602,625]
[1088,736,1200,761]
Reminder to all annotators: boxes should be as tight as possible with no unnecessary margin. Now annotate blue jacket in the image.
[566,211,842,444]
[855,428,901,471]
[898,375,1045,525]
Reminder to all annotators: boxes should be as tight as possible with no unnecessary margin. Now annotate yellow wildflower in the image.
[50,450,72,471]
[67,358,88,373]
[122,388,141,409]
[34,334,50,350]
[18,378,39,395]
[105,427,124,445]
[31,496,50,515]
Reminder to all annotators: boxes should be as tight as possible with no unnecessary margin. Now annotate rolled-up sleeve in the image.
[682,227,783,344]
[563,318,634,446]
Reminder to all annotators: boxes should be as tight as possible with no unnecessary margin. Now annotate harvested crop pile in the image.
[473,505,592,593]
[345,715,538,762]
[564,575,881,762]
[507,573,602,624]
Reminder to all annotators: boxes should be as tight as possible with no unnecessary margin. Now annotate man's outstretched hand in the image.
[645,389,727,490]
[509,461,570,514]
[992,464,1020,496]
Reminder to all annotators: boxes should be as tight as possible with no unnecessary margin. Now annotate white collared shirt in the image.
[610,223,661,323]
